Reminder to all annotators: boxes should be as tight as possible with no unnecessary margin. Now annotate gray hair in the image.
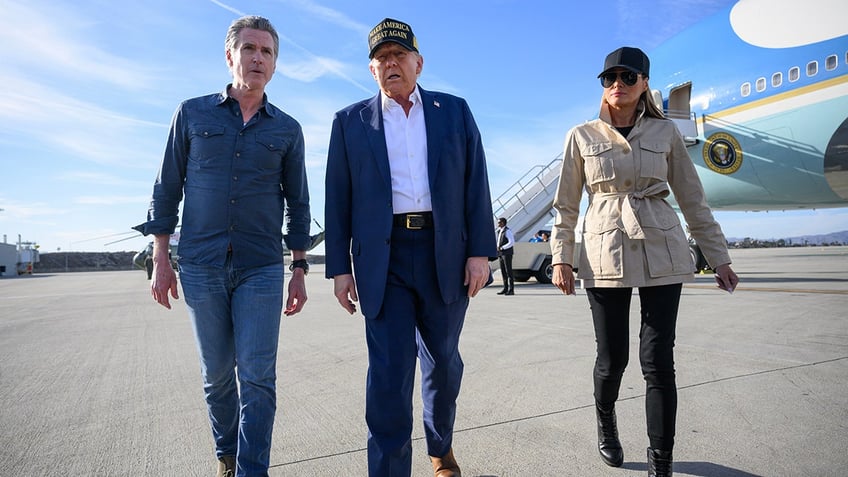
[225,15,279,60]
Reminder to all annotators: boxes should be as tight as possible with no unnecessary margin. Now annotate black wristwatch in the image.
[289,259,309,275]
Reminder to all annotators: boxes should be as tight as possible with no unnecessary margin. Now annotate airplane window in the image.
[807,61,818,76]
[741,82,751,97]
[756,77,766,92]
[789,66,800,82]
[772,72,782,87]
[825,55,837,71]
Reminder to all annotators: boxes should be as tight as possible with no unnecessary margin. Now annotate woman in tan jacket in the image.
[550,47,739,477]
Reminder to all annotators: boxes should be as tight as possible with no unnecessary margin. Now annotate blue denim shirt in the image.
[136,86,311,269]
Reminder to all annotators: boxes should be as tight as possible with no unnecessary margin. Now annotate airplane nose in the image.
[824,117,848,200]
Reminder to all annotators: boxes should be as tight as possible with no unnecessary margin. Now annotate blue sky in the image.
[1,0,846,253]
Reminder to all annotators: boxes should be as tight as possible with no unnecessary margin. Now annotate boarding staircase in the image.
[492,90,695,246]
[491,154,563,242]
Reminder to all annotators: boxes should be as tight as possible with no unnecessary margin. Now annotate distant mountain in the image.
[726,230,848,245]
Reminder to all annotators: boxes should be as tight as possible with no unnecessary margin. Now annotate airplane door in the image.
[666,83,697,141]
[681,79,771,210]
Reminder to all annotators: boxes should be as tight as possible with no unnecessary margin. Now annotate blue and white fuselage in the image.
[651,0,848,210]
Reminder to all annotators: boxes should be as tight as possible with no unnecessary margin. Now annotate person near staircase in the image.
[496,217,515,295]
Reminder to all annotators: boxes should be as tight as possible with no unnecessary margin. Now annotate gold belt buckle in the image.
[406,214,424,230]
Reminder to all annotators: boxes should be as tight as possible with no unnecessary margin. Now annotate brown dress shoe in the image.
[216,455,236,477]
[430,448,461,477]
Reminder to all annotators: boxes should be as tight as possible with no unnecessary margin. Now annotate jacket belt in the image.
[596,182,670,239]
[393,211,434,229]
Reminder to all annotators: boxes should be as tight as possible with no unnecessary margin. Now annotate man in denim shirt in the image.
[135,16,310,477]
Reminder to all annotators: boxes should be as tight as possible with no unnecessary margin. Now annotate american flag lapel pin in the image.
[434,100,440,108]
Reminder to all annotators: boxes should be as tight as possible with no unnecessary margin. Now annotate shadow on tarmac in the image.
[623,460,764,476]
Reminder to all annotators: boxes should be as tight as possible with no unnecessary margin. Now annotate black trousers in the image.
[586,284,682,451]
[498,253,514,292]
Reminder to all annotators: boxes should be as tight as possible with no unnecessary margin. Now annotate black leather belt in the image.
[393,212,433,229]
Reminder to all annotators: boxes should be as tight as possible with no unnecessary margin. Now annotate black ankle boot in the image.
[647,448,673,477]
[596,403,623,467]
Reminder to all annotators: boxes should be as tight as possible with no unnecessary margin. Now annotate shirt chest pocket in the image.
[580,141,615,185]
[188,124,228,164]
[255,133,290,171]
[639,142,670,180]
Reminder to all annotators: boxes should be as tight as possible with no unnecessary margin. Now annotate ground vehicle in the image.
[511,240,554,283]
[489,155,580,285]
[508,235,582,284]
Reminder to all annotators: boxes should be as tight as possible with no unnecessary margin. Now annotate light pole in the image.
[58,247,68,273]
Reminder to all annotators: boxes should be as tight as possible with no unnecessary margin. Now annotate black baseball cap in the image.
[368,18,419,58]
[598,46,650,78]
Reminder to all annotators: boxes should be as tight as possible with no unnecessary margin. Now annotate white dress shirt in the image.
[497,226,515,251]
[382,86,432,214]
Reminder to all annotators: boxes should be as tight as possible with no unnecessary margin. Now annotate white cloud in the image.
[75,195,151,205]
[208,0,245,16]
[274,0,370,34]
[0,73,167,167]
[0,2,159,91]
[278,57,349,82]
[209,0,372,93]
[0,198,68,221]
[278,36,372,93]
[58,172,151,189]
[613,0,734,48]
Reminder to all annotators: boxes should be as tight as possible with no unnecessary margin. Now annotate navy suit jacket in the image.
[325,86,497,319]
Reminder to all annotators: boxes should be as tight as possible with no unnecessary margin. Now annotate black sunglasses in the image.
[600,71,640,87]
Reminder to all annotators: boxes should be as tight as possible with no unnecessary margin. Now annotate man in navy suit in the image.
[324,18,497,477]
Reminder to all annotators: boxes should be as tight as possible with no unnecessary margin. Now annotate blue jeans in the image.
[179,257,284,476]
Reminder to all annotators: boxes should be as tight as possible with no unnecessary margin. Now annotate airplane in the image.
[493,0,848,279]
[652,0,848,212]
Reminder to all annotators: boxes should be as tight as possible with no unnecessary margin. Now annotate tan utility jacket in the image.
[550,100,731,288]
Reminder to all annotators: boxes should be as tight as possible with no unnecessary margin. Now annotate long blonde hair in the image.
[640,88,666,119]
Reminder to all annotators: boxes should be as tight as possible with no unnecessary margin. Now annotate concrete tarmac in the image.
[1,246,846,476]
